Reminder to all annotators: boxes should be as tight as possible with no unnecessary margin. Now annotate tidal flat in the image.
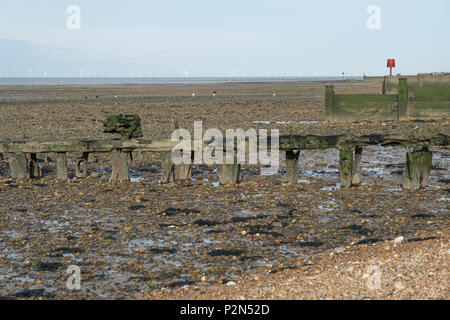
[0,80,448,299]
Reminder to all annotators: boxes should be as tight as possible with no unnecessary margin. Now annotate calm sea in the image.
[0,76,362,86]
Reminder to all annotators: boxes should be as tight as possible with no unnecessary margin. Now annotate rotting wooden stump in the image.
[285,150,300,183]
[219,152,241,185]
[110,149,130,182]
[75,152,89,178]
[161,151,192,183]
[352,146,363,186]
[87,152,96,163]
[8,153,28,180]
[56,152,68,180]
[339,148,353,188]
[219,163,241,185]
[402,146,432,190]
[29,153,42,178]
[133,151,144,166]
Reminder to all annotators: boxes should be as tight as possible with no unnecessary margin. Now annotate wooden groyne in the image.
[1,133,448,191]
[326,77,450,122]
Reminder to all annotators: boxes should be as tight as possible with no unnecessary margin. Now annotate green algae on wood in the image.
[401,146,432,190]
[103,115,143,139]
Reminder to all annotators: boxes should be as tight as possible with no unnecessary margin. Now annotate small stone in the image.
[335,247,345,254]
[394,281,405,291]
[272,221,283,228]
[226,281,236,286]
[393,236,404,245]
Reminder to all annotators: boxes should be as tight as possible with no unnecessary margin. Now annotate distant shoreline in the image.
[0,76,363,86]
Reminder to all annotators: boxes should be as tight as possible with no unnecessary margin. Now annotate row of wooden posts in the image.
[3,143,435,190]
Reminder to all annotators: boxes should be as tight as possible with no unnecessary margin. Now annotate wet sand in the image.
[0,80,448,299]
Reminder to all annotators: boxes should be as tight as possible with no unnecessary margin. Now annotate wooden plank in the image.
[279,133,449,150]
[0,134,448,155]
[0,139,179,153]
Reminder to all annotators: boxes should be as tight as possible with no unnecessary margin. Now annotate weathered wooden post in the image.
[402,146,432,190]
[162,150,192,183]
[325,85,334,122]
[339,148,353,188]
[56,152,68,180]
[352,146,362,185]
[75,152,89,178]
[111,149,130,182]
[219,152,240,185]
[285,150,300,183]
[87,152,96,163]
[398,78,408,121]
[161,121,192,183]
[8,153,28,180]
[29,153,42,178]
[133,151,144,166]
[103,114,142,183]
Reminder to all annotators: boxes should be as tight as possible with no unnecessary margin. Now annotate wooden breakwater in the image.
[327,76,450,121]
[1,133,448,190]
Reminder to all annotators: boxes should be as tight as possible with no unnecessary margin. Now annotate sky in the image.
[0,0,449,77]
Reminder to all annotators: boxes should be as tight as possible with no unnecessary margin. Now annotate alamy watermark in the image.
[67,5,81,30]
[170,121,280,175]
[366,5,381,30]
[66,265,81,290]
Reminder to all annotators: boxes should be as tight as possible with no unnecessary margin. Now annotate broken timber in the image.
[0,133,448,190]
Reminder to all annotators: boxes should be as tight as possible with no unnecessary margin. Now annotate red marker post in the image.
[387,59,396,76]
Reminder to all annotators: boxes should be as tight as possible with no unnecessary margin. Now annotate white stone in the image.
[335,247,345,254]
[393,236,404,245]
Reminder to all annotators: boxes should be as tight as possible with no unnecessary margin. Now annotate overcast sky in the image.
[0,0,449,77]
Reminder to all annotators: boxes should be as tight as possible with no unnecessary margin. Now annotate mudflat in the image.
[0,80,448,300]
